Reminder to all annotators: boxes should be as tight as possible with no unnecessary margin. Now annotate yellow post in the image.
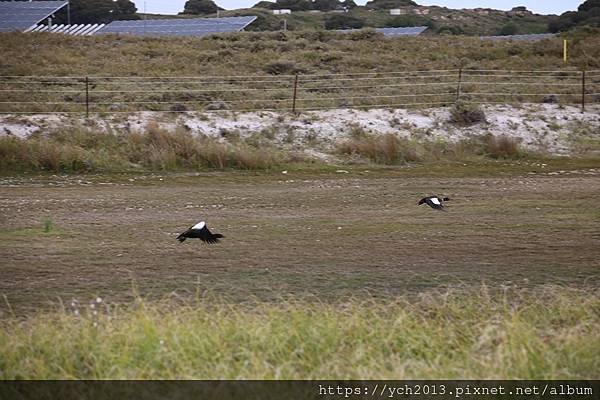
[564,39,568,63]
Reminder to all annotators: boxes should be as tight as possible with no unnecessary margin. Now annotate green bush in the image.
[499,22,519,36]
[324,14,364,30]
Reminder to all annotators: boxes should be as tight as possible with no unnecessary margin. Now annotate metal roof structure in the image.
[337,26,428,37]
[480,33,556,42]
[29,23,106,36]
[0,1,68,33]
[95,16,258,37]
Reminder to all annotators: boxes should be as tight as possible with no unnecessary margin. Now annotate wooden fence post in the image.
[85,76,90,117]
[292,74,299,113]
[456,68,462,103]
[581,70,586,113]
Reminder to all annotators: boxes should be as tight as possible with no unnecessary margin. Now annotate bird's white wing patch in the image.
[192,221,206,230]
[430,197,441,205]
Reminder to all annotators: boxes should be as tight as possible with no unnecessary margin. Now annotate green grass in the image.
[0,286,598,379]
[42,216,53,234]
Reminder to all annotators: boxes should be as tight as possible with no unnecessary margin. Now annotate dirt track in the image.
[1,168,599,315]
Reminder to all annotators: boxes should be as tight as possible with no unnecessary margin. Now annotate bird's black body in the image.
[177,221,224,244]
[418,196,450,211]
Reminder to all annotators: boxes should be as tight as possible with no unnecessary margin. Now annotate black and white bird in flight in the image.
[177,221,224,244]
[418,196,451,211]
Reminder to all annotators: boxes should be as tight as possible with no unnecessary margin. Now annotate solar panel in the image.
[376,26,428,37]
[336,26,428,37]
[0,1,68,32]
[480,33,556,42]
[95,16,258,37]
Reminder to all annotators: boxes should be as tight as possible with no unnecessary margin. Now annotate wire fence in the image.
[0,69,599,115]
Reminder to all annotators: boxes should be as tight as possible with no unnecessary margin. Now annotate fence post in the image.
[456,68,462,103]
[581,70,586,113]
[85,76,90,117]
[292,74,299,113]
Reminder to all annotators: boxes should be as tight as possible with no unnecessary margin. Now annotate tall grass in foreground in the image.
[1,286,598,379]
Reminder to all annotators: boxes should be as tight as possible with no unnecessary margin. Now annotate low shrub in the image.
[449,102,487,126]
[264,60,303,75]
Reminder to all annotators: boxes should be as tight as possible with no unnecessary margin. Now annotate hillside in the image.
[138,4,554,36]
[1,30,598,79]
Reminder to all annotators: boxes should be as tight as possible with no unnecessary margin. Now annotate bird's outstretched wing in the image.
[177,229,191,242]
[198,225,220,244]
[427,197,446,211]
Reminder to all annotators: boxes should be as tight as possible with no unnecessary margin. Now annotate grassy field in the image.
[1,161,599,312]
[1,161,600,378]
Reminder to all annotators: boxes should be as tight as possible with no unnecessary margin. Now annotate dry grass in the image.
[0,122,283,172]
[486,134,523,159]
[1,32,598,78]
[0,32,598,113]
[335,132,524,164]
[336,133,419,164]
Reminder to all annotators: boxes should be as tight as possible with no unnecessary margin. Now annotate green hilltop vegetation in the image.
[165,0,554,36]
[172,0,594,36]
[549,0,600,32]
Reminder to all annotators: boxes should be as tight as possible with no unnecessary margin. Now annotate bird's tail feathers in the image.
[177,235,186,242]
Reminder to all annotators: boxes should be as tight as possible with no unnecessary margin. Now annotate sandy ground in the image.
[1,167,600,315]
[2,104,599,156]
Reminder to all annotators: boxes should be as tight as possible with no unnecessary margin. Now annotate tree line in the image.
[549,0,600,32]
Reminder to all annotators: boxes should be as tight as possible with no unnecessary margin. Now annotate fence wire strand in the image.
[0,69,594,115]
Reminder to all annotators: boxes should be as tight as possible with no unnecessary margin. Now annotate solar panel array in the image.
[0,1,68,32]
[480,33,556,42]
[95,16,258,37]
[337,26,428,37]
